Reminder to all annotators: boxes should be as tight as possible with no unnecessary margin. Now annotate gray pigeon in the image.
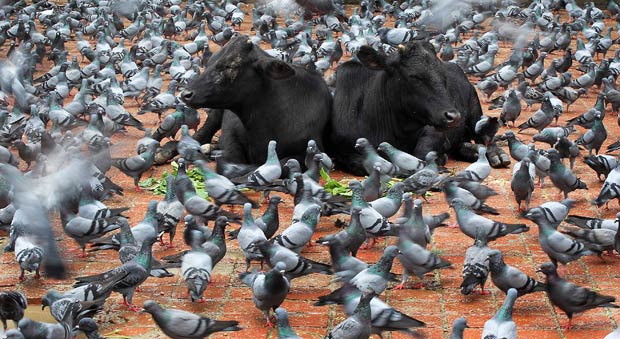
[396,236,452,289]
[605,327,620,339]
[14,235,43,281]
[532,199,575,229]
[143,300,241,338]
[377,142,424,177]
[354,138,396,179]
[593,163,620,208]
[18,318,72,339]
[247,140,281,186]
[546,149,587,199]
[275,308,303,339]
[320,237,370,282]
[74,317,104,339]
[560,225,616,254]
[348,180,394,245]
[517,96,554,132]
[538,262,619,330]
[583,154,618,181]
[314,284,425,337]
[240,262,290,327]
[450,317,469,339]
[500,89,521,127]
[273,205,321,254]
[369,182,404,218]
[252,239,332,280]
[403,152,443,197]
[450,198,529,241]
[0,291,27,331]
[5,329,25,339]
[237,203,267,271]
[455,146,490,182]
[350,246,400,295]
[316,207,366,257]
[481,288,518,339]
[461,228,492,295]
[324,292,373,339]
[156,175,184,247]
[399,198,431,248]
[575,113,607,155]
[443,182,498,215]
[182,230,213,302]
[74,236,157,311]
[362,163,382,202]
[194,160,258,208]
[511,157,535,211]
[524,208,596,268]
[111,142,158,191]
[566,214,619,231]
[488,250,546,297]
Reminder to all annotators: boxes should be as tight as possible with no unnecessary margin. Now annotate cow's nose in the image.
[444,110,461,126]
[180,90,194,103]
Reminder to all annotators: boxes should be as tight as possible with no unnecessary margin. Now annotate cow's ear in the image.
[257,59,295,80]
[356,46,386,70]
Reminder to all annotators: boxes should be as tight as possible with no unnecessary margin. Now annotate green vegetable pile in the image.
[138,161,209,199]
[320,168,352,197]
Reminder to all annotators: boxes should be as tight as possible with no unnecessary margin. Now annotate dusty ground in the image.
[0,4,619,339]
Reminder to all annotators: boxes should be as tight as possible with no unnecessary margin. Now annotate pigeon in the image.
[461,228,492,295]
[354,137,396,179]
[182,230,213,303]
[274,205,321,254]
[593,163,620,208]
[517,96,555,133]
[194,160,258,208]
[583,154,618,181]
[315,283,425,337]
[546,149,587,199]
[247,140,282,186]
[575,112,607,155]
[396,236,451,289]
[74,318,105,339]
[566,214,619,231]
[348,180,394,244]
[481,288,518,339]
[18,318,72,339]
[605,327,620,339]
[455,146,490,182]
[377,142,424,176]
[538,262,619,330]
[237,203,267,271]
[474,115,501,146]
[561,222,616,255]
[275,308,303,339]
[111,142,158,191]
[14,235,43,281]
[4,329,25,339]
[143,300,241,339]
[553,136,580,169]
[0,291,27,331]
[60,211,123,257]
[450,317,469,339]
[403,152,444,198]
[156,175,184,247]
[361,163,382,202]
[252,239,332,280]
[320,236,370,282]
[500,89,521,127]
[399,198,431,248]
[240,262,290,327]
[450,198,529,241]
[368,182,404,218]
[499,131,529,161]
[443,181,498,215]
[487,249,546,297]
[511,157,535,211]
[524,208,596,268]
[74,236,157,311]
[350,246,399,295]
[316,207,366,257]
[324,292,373,339]
[532,199,576,230]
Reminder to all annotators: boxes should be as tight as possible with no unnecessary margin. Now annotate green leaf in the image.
[320,168,352,197]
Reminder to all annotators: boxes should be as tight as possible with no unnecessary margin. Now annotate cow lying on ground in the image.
[327,41,510,175]
[179,36,332,166]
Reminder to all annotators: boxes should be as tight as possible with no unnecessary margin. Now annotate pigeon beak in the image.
[279,270,286,274]
[465,324,470,328]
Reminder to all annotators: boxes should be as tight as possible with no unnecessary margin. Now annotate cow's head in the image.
[180,36,296,109]
[356,40,461,128]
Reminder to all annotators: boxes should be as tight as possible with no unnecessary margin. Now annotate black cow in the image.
[327,41,509,175]
[180,36,331,166]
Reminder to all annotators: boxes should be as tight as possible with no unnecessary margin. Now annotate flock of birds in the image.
[0,0,618,338]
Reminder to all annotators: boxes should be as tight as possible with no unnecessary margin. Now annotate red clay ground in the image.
[1,6,620,339]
